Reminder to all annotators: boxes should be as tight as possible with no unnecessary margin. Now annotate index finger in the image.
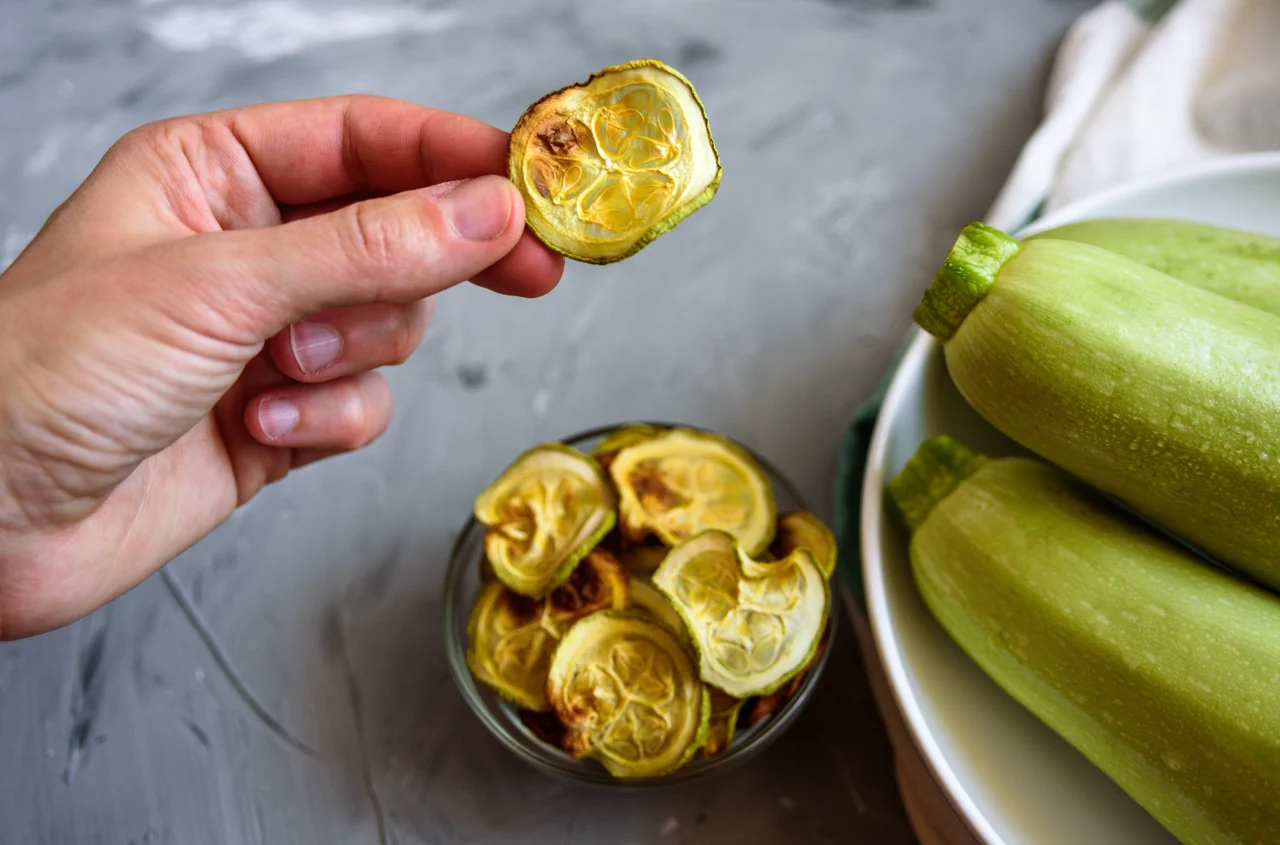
[216,94,511,205]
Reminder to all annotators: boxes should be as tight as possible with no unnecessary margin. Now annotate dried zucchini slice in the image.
[745,626,830,728]
[703,689,745,758]
[599,528,669,575]
[544,548,630,629]
[610,428,776,555]
[770,511,838,578]
[466,549,628,711]
[508,59,721,264]
[474,443,616,597]
[591,423,666,471]
[626,575,691,648]
[547,611,709,778]
[615,538,670,575]
[653,531,828,698]
[466,582,554,710]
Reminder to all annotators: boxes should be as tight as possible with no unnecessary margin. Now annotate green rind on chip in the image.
[474,443,616,597]
[508,59,721,265]
[547,610,709,778]
[652,531,829,698]
[610,428,776,555]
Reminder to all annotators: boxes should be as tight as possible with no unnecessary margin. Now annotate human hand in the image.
[0,95,563,639]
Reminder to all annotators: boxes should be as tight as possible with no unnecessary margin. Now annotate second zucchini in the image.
[1028,218,1280,318]
[891,436,1280,845]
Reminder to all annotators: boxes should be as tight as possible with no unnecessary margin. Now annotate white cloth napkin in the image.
[987,0,1280,232]
[884,1,1280,840]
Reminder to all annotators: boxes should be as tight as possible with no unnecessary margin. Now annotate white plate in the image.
[859,152,1280,845]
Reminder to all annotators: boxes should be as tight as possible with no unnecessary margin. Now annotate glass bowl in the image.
[442,422,839,788]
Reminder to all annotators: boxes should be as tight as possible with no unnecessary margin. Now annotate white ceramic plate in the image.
[859,152,1280,845]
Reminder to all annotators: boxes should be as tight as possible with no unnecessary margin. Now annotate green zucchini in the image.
[916,223,1280,591]
[1029,218,1280,318]
[1028,218,1280,318]
[890,436,1280,845]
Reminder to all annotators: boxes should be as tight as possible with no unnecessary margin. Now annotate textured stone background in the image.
[0,0,1090,842]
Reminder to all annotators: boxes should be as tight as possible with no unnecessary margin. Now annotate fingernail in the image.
[258,398,299,440]
[290,321,343,374]
[436,175,513,241]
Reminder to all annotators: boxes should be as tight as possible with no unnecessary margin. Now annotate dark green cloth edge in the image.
[831,332,916,610]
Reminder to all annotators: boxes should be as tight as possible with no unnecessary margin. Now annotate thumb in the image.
[177,175,526,337]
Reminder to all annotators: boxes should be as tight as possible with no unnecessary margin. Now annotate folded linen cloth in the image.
[832,0,1280,840]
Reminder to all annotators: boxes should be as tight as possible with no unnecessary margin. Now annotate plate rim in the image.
[858,149,1280,845]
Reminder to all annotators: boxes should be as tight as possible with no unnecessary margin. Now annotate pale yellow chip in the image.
[547,611,709,778]
[508,59,721,264]
[653,531,829,699]
[473,443,616,597]
[609,428,776,556]
[466,550,628,711]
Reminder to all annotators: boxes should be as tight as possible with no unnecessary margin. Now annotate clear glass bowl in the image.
[442,422,839,788]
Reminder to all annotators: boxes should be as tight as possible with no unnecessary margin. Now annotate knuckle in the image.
[114,120,167,153]
[343,201,411,278]
[115,117,196,160]
[97,123,168,177]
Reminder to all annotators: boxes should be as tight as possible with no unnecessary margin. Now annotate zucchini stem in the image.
[888,436,989,531]
[915,222,1020,340]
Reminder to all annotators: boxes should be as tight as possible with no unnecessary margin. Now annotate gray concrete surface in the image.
[0,0,1091,842]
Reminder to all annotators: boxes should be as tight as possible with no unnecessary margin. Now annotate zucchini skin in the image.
[930,230,1280,591]
[1029,219,1280,318]
[906,454,1280,845]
